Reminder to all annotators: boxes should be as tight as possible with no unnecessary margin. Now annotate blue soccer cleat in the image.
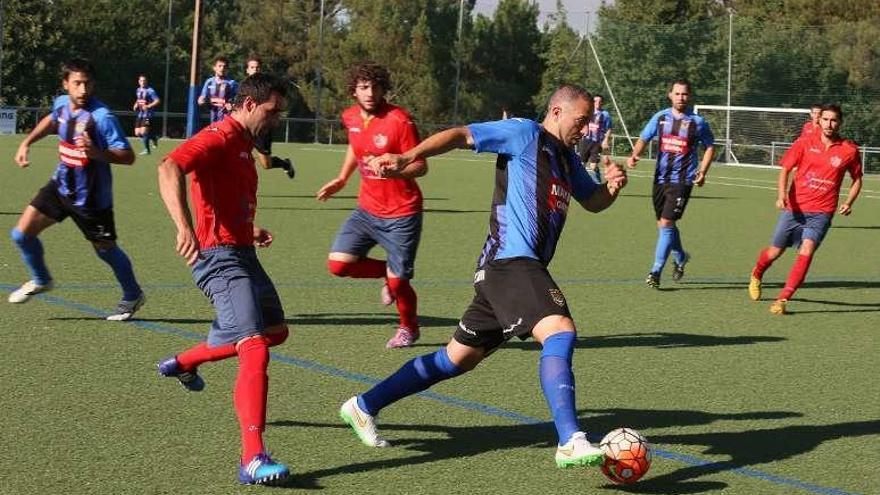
[238,453,290,485]
[157,356,205,392]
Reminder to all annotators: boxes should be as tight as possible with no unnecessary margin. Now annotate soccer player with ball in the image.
[339,84,628,468]
[749,104,862,314]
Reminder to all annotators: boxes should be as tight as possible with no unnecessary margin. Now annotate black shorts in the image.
[134,117,152,128]
[577,140,602,165]
[454,258,572,353]
[254,131,273,155]
[652,183,693,221]
[30,181,117,242]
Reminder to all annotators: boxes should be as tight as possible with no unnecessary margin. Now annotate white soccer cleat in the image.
[555,431,605,468]
[106,293,146,321]
[8,280,54,304]
[339,396,390,448]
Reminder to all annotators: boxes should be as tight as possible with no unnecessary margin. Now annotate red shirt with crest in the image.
[341,103,423,218]
[780,134,862,214]
[167,116,257,248]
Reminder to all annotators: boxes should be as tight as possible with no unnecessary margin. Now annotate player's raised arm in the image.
[157,157,200,265]
[370,126,474,176]
[579,157,628,212]
[14,114,57,167]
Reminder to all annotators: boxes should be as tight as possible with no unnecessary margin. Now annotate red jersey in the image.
[780,134,862,214]
[799,121,819,139]
[167,117,257,248]
[342,103,423,218]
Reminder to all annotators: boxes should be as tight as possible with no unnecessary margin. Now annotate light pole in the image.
[162,0,173,138]
[185,0,202,137]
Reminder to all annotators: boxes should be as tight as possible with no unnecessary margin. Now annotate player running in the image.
[340,85,628,468]
[9,58,145,321]
[156,73,291,485]
[748,104,862,314]
[133,74,160,155]
[317,61,426,349]
[244,55,295,179]
[197,56,237,124]
[627,79,715,289]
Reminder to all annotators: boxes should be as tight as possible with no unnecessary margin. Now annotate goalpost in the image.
[694,105,810,168]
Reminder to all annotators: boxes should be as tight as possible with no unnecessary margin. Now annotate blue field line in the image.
[0,285,864,495]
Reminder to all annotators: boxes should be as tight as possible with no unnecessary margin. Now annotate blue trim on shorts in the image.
[330,207,422,279]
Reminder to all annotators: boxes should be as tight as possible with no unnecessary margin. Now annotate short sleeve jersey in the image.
[166,116,257,248]
[200,77,238,123]
[780,134,863,214]
[135,86,159,119]
[585,109,612,143]
[799,121,818,139]
[50,95,131,209]
[467,118,598,268]
[341,103,423,218]
[639,108,714,185]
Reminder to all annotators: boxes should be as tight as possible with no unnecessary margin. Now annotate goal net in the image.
[694,105,810,167]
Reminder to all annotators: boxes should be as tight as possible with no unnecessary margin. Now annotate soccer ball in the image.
[599,427,652,484]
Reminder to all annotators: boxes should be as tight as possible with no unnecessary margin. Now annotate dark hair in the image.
[138,74,148,79]
[246,54,262,65]
[234,73,288,108]
[547,84,593,109]
[347,61,391,94]
[61,58,95,81]
[670,78,691,91]
[214,56,229,65]
[810,102,823,110]
[819,103,843,121]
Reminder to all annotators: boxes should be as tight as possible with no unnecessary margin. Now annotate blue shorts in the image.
[191,246,285,347]
[771,210,832,249]
[330,207,422,279]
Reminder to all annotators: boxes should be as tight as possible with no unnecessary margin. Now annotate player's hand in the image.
[197,95,206,106]
[316,178,346,201]
[626,155,639,169]
[775,198,788,210]
[14,144,30,168]
[368,153,407,177]
[838,203,853,216]
[254,227,274,247]
[175,229,202,266]
[603,157,628,195]
[694,170,707,187]
[75,134,99,160]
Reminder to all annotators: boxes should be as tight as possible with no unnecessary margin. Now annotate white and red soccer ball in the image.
[599,427,652,484]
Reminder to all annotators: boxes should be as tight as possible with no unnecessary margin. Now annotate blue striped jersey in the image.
[639,108,714,184]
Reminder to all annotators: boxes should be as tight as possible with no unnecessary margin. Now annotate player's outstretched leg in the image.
[93,244,145,320]
[158,355,206,391]
[341,347,464,446]
[750,247,782,301]
[771,253,813,315]
[9,228,54,303]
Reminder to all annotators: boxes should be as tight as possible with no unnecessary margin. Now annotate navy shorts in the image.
[30,181,117,242]
[330,207,422,279]
[653,183,693,221]
[771,210,832,249]
[191,246,285,347]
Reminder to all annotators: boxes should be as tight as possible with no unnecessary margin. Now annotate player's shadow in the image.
[832,225,880,229]
[266,406,807,491]
[408,332,785,351]
[780,297,880,315]
[423,208,489,214]
[284,312,459,328]
[0,211,19,215]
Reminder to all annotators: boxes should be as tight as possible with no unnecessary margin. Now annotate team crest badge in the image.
[549,289,566,307]
[830,156,842,168]
[373,133,388,149]
[75,121,87,134]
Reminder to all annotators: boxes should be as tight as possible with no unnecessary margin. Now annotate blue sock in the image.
[10,228,51,286]
[359,348,463,416]
[142,135,151,153]
[651,226,676,273]
[94,245,142,301]
[670,226,686,264]
[540,332,579,445]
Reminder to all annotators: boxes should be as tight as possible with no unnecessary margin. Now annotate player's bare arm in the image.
[776,167,792,209]
[694,145,716,187]
[371,126,474,176]
[14,114,57,167]
[379,157,427,179]
[580,160,627,212]
[626,139,647,168]
[158,157,201,265]
[838,176,862,216]
[317,144,359,201]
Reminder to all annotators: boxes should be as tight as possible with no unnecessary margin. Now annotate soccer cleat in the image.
[748,275,762,301]
[157,356,205,392]
[386,327,419,349]
[380,282,396,306]
[238,453,290,485]
[645,272,660,289]
[139,149,151,155]
[769,299,788,315]
[106,293,146,321]
[555,431,605,468]
[151,136,159,147]
[8,280,54,303]
[671,252,690,282]
[340,396,390,447]
[271,156,295,179]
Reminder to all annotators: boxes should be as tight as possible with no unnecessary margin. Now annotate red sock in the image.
[176,341,236,371]
[235,336,270,463]
[778,254,812,301]
[327,258,386,278]
[752,248,775,279]
[387,277,418,332]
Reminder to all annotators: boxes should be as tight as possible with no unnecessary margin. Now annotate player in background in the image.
[798,103,823,140]
[339,85,628,468]
[197,56,237,124]
[627,79,715,289]
[245,55,295,179]
[132,74,160,155]
[156,73,291,485]
[749,104,862,314]
[577,93,612,181]
[9,58,145,321]
[316,61,426,349]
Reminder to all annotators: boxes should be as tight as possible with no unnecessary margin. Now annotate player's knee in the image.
[91,240,116,252]
[541,331,576,364]
[386,276,414,295]
[264,325,289,347]
[327,259,351,277]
